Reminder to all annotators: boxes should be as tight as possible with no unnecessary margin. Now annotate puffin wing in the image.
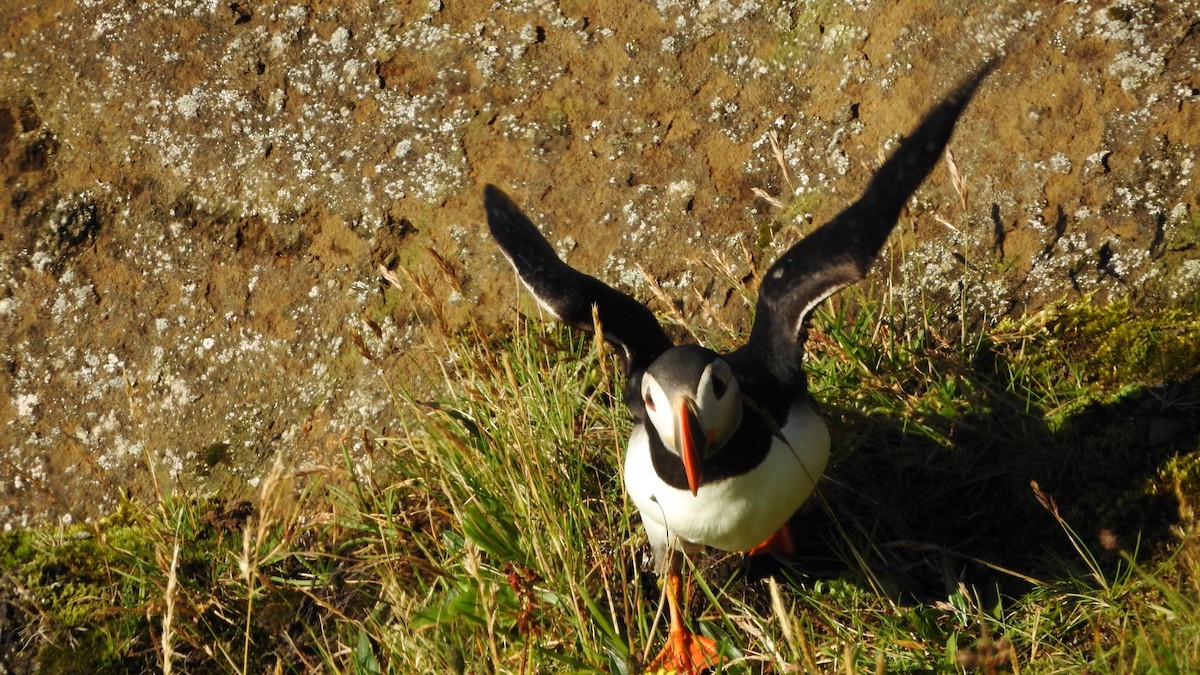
[740,60,996,384]
[484,185,675,413]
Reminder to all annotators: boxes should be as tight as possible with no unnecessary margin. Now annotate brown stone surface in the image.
[1,0,1197,527]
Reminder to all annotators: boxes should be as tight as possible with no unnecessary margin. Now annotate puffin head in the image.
[640,345,744,495]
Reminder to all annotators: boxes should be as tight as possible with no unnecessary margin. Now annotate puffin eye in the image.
[711,377,729,400]
[643,393,656,412]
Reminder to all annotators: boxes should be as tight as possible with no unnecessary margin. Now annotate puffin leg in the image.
[650,571,721,674]
[747,523,795,558]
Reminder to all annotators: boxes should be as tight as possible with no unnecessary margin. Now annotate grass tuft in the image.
[2,293,1199,673]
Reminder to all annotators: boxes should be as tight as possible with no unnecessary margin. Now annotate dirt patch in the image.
[1,0,1197,528]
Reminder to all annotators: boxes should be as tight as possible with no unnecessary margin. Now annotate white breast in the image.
[624,400,830,553]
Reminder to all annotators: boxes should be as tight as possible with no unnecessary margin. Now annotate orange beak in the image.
[675,398,706,496]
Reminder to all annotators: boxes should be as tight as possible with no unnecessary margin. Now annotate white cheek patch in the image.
[641,375,675,451]
[693,360,742,449]
[696,364,717,408]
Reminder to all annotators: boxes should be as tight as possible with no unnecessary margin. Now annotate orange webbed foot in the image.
[650,628,721,674]
[651,569,724,673]
[747,523,795,558]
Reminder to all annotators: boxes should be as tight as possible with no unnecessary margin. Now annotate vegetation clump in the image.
[2,296,1199,673]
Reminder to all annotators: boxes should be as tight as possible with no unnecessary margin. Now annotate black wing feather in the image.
[734,60,997,386]
[484,185,675,416]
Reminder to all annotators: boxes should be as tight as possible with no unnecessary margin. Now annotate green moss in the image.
[779,190,824,227]
[1,496,318,672]
[539,100,571,138]
[1168,208,1200,252]
[0,528,36,569]
[8,525,152,631]
[771,0,841,66]
[756,190,826,250]
[997,298,1200,391]
[202,441,231,468]
[36,623,146,675]
[1046,298,1200,385]
[1157,452,1200,509]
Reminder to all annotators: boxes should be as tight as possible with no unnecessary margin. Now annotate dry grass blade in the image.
[752,186,785,209]
[637,263,701,342]
[161,535,180,675]
[425,245,464,295]
[768,129,793,190]
[1031,480,1108,590]
[932,213,960,235]
[945,147,968,210]
[378,263,404,292]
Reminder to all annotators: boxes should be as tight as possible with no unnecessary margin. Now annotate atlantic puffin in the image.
[484,61,995,673]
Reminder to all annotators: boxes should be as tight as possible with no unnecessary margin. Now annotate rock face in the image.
[1,0,1197,528]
